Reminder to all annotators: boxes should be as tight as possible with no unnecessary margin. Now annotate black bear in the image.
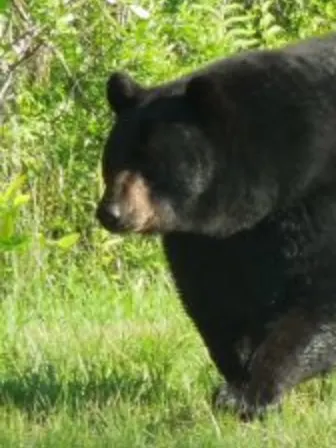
[96,33,336,420]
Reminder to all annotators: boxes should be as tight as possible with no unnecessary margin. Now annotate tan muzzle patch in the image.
[114,170,160,232]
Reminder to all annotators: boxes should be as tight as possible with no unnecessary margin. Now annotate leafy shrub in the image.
[1,0,336,280]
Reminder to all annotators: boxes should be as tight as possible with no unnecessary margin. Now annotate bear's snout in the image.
[97,170,162,234]
[96,200,124,233]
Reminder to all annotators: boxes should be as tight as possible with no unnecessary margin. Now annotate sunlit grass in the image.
[1,259,336,447]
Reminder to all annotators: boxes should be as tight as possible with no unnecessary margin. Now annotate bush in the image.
[1,0,336,282]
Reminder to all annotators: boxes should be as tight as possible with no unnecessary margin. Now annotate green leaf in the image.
[54,233,80,250]
[2,175,27,202]
[223,16,252,27]
[13,194,31,208]
[223,3,245,14]
[0,213,15,239]
[0,235,31,252]
[261,0,273,14]
[264,25,284,38]
[0,0,9,13]
[260,13,276,29]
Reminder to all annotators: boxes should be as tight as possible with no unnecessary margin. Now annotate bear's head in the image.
[96,71,230,236]
[96,70,277,237]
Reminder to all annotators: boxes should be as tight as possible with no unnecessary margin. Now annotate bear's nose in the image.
[96,201,121,230]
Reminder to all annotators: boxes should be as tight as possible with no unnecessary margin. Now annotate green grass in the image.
[3,0,336,445]
[2,252,336,447]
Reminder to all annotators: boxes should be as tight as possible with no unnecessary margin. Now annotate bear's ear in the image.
[106,72,144,114]
[185,73,231,116]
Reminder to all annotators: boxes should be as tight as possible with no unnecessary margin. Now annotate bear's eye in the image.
[132,145,149,168]
[131,121,154,162]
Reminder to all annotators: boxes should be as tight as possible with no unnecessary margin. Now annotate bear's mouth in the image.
[96,203,160,235]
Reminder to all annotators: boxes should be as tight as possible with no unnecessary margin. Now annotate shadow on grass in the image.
[2,362,335,433]
[1,362,333,418]
[0,362,192,418]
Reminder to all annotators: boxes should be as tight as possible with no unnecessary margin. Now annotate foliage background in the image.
[2,0,336,270]
[1,0,336,446]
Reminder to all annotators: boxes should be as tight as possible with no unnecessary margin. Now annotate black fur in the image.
[97,33,336,420]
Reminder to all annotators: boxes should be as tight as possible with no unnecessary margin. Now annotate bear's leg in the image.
[238,306,336,421]
[212,382,243,412]
[211,336,254,412]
